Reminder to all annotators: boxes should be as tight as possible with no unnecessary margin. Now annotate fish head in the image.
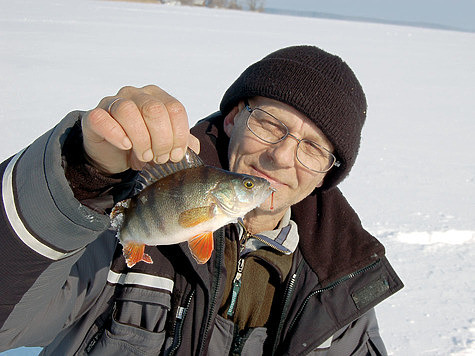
[211,171,273,218]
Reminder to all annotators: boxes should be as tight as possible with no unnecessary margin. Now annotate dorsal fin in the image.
[135,148,203,193]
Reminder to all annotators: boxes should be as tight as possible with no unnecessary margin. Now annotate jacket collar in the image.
[237,208,299,256]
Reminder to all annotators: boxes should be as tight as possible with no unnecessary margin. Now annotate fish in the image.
[110,149,273,268]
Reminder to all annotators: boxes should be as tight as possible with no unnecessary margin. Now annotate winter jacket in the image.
[0,111,403,355]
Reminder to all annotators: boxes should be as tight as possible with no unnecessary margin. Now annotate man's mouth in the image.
[251,166,286,188]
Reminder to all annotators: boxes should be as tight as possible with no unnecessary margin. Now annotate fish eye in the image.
[243,179,254,189]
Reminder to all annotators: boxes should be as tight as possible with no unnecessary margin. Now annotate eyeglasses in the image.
[244,100,340,173]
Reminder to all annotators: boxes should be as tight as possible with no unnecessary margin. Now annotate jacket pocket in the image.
[87,315,167,355]
[84,286,171,355]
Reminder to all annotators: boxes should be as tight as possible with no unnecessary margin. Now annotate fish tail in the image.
[122,242,153,268]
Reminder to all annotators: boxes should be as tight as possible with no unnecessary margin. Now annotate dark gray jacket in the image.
[0,112,403,355]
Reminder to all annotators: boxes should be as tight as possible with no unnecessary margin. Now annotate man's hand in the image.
[82,85,200,174]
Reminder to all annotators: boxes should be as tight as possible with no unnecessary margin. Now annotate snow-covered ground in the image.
[1,0,474,355]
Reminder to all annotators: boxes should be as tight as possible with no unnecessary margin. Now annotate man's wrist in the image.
[62,120,137,212]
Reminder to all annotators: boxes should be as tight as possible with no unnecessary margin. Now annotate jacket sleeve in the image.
[308,309,387,356]
[0,111,117,350]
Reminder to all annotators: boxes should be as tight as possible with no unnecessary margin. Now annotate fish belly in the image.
[119,211,234,246]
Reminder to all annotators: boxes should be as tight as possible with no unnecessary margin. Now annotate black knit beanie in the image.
[219,45,367,190]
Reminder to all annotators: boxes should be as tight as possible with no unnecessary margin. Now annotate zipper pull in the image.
[237,218,253,253]
[176,306,186,320]
[227,258,245,317]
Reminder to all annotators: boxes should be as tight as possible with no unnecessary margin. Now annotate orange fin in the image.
[188,231,214,264]
[178,205,215,228]
[110,199,131,230]
[122,242,153,268]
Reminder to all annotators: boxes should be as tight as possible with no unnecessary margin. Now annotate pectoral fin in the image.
[178,205,215,228]
[122,242,153,268]
[188,231,214,264]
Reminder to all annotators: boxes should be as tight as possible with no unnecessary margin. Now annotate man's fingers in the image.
[132,87,190,163]
[188,134,201,155]
[167,101,190,162]
[108,98,154,162]
[90,86,198,170]
[83,108,132,150]
[139,99,174,163]
[129,154,147,171]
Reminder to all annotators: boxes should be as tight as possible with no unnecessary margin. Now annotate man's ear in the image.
[223,106,240,137]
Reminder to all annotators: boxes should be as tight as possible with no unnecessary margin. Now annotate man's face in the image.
[224,96,334,215]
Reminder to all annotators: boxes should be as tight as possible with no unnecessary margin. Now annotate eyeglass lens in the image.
[246,108,335,173]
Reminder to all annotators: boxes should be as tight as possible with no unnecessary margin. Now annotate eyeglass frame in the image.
[243,100,341,173]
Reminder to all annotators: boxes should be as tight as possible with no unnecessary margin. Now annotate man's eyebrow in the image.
[256,104,332,147]
[288,119,330,145]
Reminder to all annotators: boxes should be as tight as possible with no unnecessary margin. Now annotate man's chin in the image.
[255,199,285,215]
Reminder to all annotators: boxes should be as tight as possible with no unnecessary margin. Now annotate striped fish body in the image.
[111,150,272,267]
[118,166,270,245]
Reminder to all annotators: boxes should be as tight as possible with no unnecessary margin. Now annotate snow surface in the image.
[1,0,474,355]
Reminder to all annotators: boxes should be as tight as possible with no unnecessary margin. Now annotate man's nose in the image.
[268,135,298,168]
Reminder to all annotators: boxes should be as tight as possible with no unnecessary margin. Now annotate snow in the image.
[1,0,474,355]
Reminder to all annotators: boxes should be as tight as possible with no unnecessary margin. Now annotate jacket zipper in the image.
[227,218,289,318]
[252,234,289,254]
[84,302,116,354]
[226,257,245,317]
[166,289,196,356]
[197,227,225,355]
[237,218,289,254]
[287,259,382,337]
[272,259,381,354]
[272,260,304,355]
[84,326,105,354]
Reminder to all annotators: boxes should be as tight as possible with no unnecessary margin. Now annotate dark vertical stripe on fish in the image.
[149,186,167,236]
[137,192,153,238]
[175,172,188,215]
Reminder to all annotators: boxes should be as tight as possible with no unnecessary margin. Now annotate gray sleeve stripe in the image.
[2,150,83,260]
[107,270,174,292]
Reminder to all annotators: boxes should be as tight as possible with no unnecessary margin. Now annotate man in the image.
[0,45,403,355]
